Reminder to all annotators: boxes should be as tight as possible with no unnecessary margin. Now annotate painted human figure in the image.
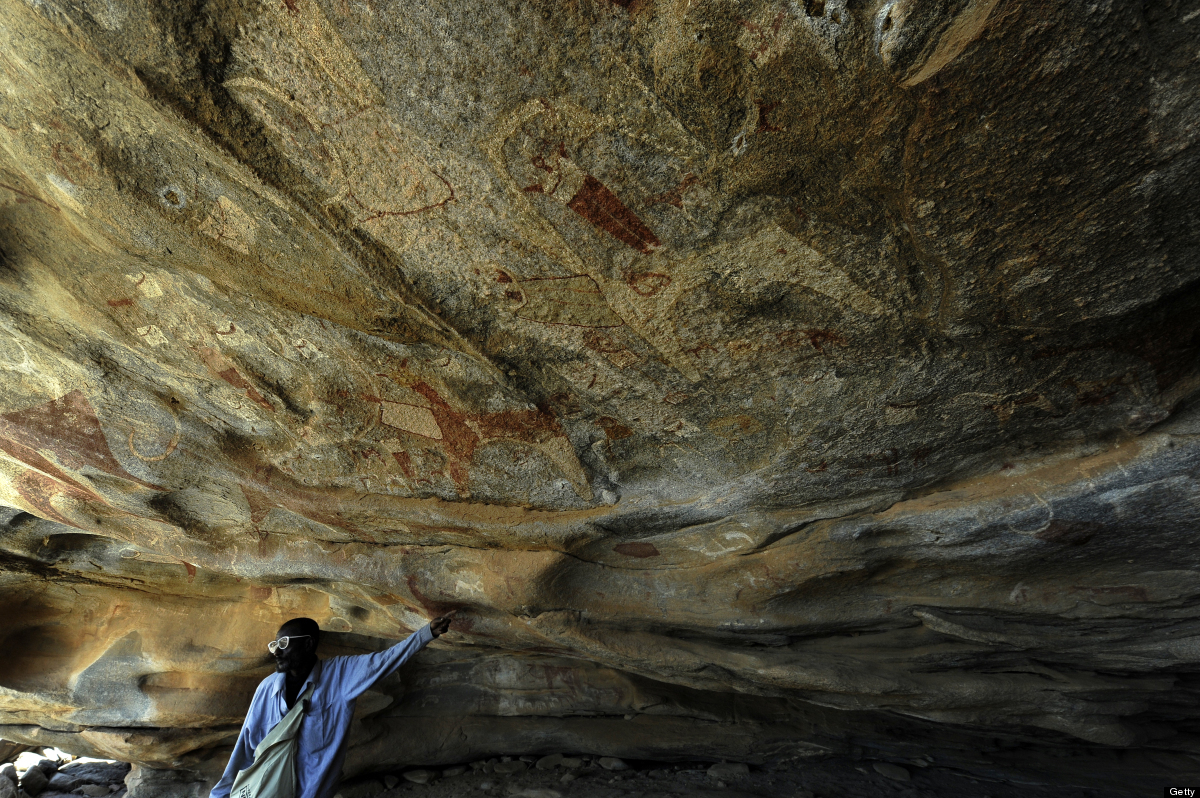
[209,612,455,798]
[520,136,661,255]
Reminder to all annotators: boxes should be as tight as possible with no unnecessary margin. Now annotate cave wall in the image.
[0,0,1198,789]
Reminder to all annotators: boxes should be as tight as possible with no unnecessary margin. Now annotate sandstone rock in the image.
[42,777,78,794]
[873,763,911,782]
[55,765,128,790]
[0,744,35,766]
[18,770,47,797]
[707,763,749,780]
[122,766,208,798]
[75,787,110,798]
[0,0,1195,793]
[492,761,526,775]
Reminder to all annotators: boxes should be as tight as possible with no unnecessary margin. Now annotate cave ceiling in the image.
[0,0,1198,787]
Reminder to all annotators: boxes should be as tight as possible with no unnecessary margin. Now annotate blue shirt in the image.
[210,624,435,798]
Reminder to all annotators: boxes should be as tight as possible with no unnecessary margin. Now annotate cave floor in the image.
[350,754,1181,798]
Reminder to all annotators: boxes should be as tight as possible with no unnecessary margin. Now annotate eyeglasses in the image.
[268,634,312,654]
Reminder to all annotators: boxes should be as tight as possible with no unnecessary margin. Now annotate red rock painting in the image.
[567,175,661,255]
[197,347,274,412]
[391,451,416,479]
[741,11,787,64]
[12,469,96,528]
[239,478,368,543]
[0,180,60,212]
[49,142,96,186]
[514,275,624,328]
[613,542,660,558]
[0,390,162,491]
[379,381,571,495]
[754,99,782,133]
[776,328,847,355]
[627,272,671,297]
[646,174,699,209]
[406,575,461,616]
[518,131,660,255]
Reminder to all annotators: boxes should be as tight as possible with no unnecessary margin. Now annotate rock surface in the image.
[19,767,47,797]
[0,0,1198,793]
[334,754,1189,798]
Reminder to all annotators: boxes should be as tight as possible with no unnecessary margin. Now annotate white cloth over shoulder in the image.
[229,682,314,798]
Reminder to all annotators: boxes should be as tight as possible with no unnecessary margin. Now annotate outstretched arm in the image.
[336,612,455,701]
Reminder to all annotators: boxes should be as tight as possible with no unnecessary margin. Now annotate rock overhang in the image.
[0,0,1197,790]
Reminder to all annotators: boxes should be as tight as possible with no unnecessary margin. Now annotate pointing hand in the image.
[430,610,456,638]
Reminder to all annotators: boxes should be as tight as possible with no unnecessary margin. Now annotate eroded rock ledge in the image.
[0,0,1197,792]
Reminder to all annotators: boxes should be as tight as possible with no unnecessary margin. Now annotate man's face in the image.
[271,626,313,673]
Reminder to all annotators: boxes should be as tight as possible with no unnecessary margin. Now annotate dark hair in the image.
[280,617,321,647]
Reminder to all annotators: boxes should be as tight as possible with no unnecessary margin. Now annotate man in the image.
[209,612,455,798]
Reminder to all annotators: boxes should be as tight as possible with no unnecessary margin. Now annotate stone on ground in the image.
[20,768,48,796]
[597,758,627,771]
[58,762,129,787]
[708,763,750,779]
[45,773,80,793]
[535,754,564,770]
[122,764,208,798]
[403,769,437,784]
[873,763,911,781]
[492,761,526,775]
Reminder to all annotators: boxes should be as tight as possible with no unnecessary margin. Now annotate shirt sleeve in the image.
[208,680,269,798]
[332,624,435,701]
